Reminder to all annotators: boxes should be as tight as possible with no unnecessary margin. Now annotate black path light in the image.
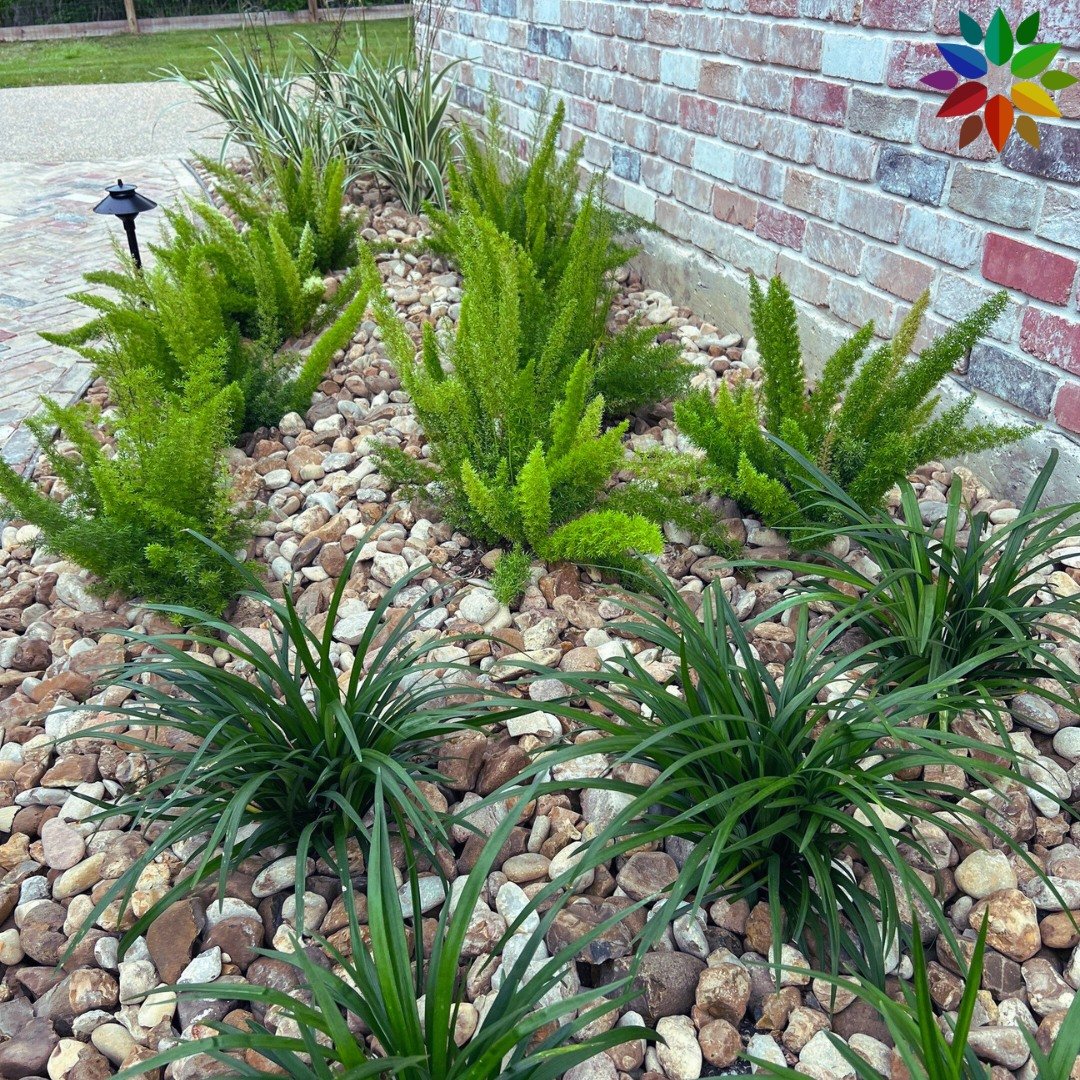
[93,179,158,270]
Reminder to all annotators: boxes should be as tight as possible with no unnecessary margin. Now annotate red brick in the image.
[679,95,719,134]
[645,10,682,46]
[805,221,864,275]
[750,0,798,14]
[1041,0,1080,48]
[1055,382,1080,433]
[766,23,823,70]
[738,68,794,112]
[712,189,759,230]
[1059,61,1080,121]
[917,104,996,162]
[932,0,1025,35]
[862,247,936,302]
[886,41,943,91]
[777,252,831,306]
[722,18,769,62]
[863,0,932,29]
[1020,308,1080,374]
[699,60,740,100]
[982,235,1078,306]
[783,169,839,219]
[791,77,849,127]
[570,100,597,131]
[756,206,807,250]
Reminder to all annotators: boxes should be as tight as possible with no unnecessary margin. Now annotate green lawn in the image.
[0,16,410,88]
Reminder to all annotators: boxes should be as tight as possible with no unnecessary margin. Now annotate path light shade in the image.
[93,179,157,269]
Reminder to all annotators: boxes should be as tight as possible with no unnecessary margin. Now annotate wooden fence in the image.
[0,2,409,41]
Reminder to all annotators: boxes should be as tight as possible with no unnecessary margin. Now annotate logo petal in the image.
[1012,81,1063,117]
[1012,43,1061,78]
[1042,70,1079,91]
[937,43,989,80]
[958,11,984,45]
[921,70,961,90]
[984,94,1014,152]
[959,114,984,149]
[1015,115,1040,148]
[938,81,989,117]
[984,7,1014,66]
[1015,10,1040,46]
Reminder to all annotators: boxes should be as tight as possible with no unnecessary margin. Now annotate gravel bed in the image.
[0,178,1078,1080]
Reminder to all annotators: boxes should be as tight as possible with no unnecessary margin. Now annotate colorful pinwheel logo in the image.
[922,8,1076,152]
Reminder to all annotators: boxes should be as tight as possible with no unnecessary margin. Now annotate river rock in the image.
[970,889,1041,961]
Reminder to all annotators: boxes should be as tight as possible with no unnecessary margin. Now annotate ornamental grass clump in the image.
[163,42,345,176]
[305,46,459,214]
[665,277,1026,537]
[111,785,649,1080]
[751,915,1080,1079]
[0,347,251,615]
[428,99,691,418]
[763,443,1080,709]
[535,567,1058,984]
[372,214,663,603]
[69,537,511,950]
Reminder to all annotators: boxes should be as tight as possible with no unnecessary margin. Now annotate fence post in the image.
[308,0,320,21]
[123,0,139,33]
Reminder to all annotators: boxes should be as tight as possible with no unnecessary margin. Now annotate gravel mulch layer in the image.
[1,179,1079,1080]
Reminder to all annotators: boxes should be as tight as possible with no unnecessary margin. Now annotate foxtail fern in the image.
[429,99,690,418]
[0,346,253,615]
[43,201,376,433]
[198,147,358,273]
[371,215,662,599]
[672,277,1026,536]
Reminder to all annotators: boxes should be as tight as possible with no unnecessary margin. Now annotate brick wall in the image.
[421,0,1080,497]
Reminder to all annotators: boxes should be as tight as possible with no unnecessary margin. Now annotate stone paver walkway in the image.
[0,83,218,472]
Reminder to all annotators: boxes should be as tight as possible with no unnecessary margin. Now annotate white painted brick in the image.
[624,185,658,223]
[693,139,736,182]
[660,50,701,90]
[820,32,889,83]
[532,0,561,24]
